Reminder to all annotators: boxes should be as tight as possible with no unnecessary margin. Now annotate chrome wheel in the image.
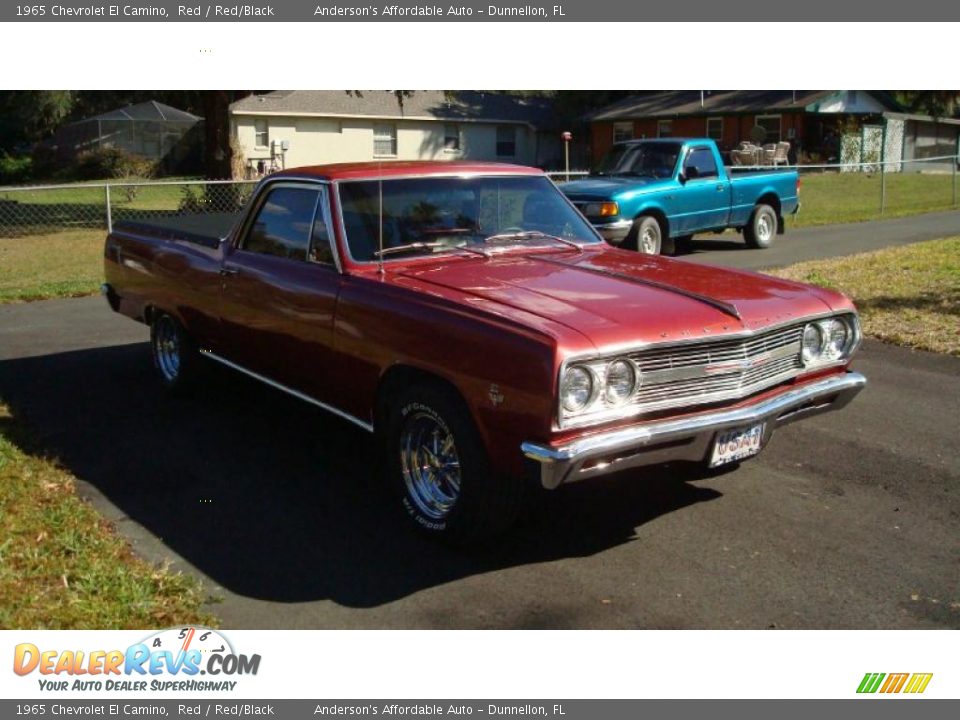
[757,212,774,243]
[640,223,660,254]
[399,410,462,521]
[153,315,181,382]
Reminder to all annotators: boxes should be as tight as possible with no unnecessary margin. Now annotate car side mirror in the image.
[677,171,687,184]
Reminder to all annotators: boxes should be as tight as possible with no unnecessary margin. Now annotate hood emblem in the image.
[489,384,505,407]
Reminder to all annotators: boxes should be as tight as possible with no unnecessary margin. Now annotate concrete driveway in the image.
[1,213,958,629]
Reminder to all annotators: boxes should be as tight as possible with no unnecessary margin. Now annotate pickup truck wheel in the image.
[385,385,523,544]
[744,204,777,249]
[625,216,663,255]
[150,313,200,393]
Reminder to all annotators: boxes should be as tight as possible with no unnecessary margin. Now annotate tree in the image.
[893,91,960,118]
[0,91,75,150]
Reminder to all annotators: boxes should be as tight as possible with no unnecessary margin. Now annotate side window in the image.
[243,186,318,262]
[683,147,719,180]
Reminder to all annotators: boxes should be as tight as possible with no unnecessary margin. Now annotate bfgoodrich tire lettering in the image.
[384,384,524,543]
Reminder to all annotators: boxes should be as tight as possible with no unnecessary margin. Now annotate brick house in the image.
[585,91,902,165]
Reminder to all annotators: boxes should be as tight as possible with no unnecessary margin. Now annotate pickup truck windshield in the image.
[594,142,682,179]
[338,175,600,262]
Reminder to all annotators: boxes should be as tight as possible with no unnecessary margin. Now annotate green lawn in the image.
[0,230,104,302]
[769,237,960,356]
[788,172,957,227]
[0,402,217,628]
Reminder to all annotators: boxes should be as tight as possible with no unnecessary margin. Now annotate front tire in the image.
[150,312,201,393]
[624,215,664,255]
[384,384,523,544]
[744,203,777,249]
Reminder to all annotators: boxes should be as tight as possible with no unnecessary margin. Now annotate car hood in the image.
[560,175,667,199]
[392,246,844,353]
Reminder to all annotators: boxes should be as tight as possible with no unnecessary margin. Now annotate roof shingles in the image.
[230,90,555,128]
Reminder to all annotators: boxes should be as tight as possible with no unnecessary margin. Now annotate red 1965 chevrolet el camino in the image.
[102,161,865,543]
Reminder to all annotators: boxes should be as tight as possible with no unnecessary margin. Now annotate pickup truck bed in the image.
[113,212,239,248]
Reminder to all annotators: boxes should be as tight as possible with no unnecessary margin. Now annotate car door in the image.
[216,181,342,403]
[676,146,731,234]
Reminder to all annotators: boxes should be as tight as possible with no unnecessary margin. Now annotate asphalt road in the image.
[1,214,958,629]
[677,209,960,269]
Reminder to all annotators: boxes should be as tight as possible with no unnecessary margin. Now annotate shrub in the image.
[73,147,156,181]
[0,153,33,185]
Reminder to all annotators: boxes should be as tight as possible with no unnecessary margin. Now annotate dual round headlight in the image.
[800,316,857,366]
[560,366,595,413]
[560,358,640,414]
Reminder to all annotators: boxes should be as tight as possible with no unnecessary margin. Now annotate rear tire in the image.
[744,204,777,249]
[384,384,524,544]
[624,215,664,255]
[150,312,202,393]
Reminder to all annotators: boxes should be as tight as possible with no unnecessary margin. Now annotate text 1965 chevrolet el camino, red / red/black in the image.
[102,161,866,543]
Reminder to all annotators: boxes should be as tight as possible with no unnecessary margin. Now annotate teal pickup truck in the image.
[559,138,799,254]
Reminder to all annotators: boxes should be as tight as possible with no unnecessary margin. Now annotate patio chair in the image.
[774,141,791,165]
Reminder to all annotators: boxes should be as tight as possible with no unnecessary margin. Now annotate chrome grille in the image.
[627,324,804,413]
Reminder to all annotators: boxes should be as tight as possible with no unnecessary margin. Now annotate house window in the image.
[254,119,269,148]
[613,122,633,143]
[706,117,723,142]
[373,123,397,157]
[755,114,782,143]
[444,123,461,152]
[496,125,516,157]
[657,119,673,138]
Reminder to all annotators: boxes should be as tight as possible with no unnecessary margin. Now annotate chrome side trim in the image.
[525,371,866,489]
[200,351,375,433]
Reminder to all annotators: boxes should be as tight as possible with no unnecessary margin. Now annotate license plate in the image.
[710,423,765,467]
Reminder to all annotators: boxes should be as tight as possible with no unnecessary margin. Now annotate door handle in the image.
[716,184,725,192]
[219,267,239,277]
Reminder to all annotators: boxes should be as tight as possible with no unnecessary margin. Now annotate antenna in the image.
[377,161,384,276]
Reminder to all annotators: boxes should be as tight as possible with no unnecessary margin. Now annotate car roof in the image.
[274,160,545,182]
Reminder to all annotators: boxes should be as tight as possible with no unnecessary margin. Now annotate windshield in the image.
[337,175,601,262]
[594,142,682,179]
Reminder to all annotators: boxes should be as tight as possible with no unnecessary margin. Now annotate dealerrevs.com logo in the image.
[13,627,261,692]
[857,673,933,694]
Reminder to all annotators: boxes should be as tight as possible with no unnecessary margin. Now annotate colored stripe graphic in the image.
[857,673,886,693]
[903,673,933,694]
[857,672,932,694]
[880,673,909,693]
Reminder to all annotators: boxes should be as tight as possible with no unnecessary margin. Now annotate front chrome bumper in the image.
[593,218,633,243]
[522,371,866,489]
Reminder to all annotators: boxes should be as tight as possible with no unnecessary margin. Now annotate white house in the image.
[230,91,560,177]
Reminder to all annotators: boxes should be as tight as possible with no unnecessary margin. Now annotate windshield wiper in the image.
[373,241,490,259]
[482,231,584,253]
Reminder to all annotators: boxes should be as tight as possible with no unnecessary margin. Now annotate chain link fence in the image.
[0,179,257,238]
[0,159,956,240]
